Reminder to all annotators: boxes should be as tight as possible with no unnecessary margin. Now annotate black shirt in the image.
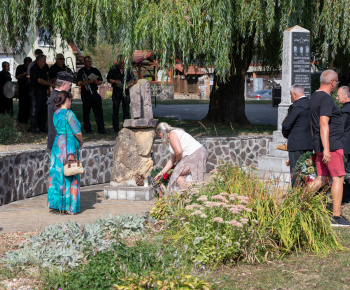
[30,63,50,91]
[282,97,313,152]
[107,65,135,96]
[15,64,28,88]
[47,89,59,149]
[49,63,73,80]
[0,70,11,87]
[341,102,350,155]
[310,90,343,152]
[77,66,102,95]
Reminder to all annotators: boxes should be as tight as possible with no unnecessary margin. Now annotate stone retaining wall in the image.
[0,135,272,205]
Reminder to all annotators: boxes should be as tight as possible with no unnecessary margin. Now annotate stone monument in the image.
[104,79,158,200]
[257,26,311,184]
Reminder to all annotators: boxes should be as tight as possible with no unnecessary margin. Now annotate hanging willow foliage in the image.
[0,0,349,79]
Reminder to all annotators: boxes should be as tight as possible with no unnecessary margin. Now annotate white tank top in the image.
[168,129,202,157]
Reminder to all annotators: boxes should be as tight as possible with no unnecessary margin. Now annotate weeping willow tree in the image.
[1,0,350,124]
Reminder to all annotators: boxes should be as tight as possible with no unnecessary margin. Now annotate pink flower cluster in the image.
[185,204,201,210]
[211,195,228,202]
[197,195,208,202]
[213,217,224,223]
[225,220,243,227]
[191,210,203,216]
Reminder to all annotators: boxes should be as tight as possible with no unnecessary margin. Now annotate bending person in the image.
[154,122,208,192]
[47,91,84,215]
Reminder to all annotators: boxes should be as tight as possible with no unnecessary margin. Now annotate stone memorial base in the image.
[104,185,154,201]
[123,118,158,128]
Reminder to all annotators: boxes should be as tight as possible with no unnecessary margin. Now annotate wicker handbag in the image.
[62,111,84,177]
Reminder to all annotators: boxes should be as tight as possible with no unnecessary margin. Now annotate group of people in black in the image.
[1,50,136,138]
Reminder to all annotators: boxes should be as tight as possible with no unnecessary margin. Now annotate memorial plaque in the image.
[292,32,311,97]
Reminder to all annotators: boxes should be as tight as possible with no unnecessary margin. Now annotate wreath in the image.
[150,166,175,197]
[293,151,317,183]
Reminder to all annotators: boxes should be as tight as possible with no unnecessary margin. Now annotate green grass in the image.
[210,228,350,289]
[4,99,275,145]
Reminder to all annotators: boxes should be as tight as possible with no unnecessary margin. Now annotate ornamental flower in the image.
[311,155,316,162]
[220,192,229,196]
[305,159,313,166]
[212,195,227,202]
[213,217,224,223]
[225,220,243,227]
[197,195,208,202]
[240,218,249,223]
[191,210,202,216]
[200,213,208,218]
[307,166,315,174]
[229,207,239,214]
[163,173,169,180]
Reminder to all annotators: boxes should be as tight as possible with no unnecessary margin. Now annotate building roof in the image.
[132,50,154,64]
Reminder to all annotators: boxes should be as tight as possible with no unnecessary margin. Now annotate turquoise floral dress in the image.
[47,109,82,213]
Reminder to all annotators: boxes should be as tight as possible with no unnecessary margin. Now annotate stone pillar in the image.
[257,25,311,185]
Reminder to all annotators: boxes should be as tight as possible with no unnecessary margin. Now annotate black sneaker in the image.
[331,216,350,227]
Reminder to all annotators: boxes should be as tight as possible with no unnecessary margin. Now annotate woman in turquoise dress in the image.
[47,91,84,214]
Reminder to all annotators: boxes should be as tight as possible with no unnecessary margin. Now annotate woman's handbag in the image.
[63,111,84,177]
[63,153,84,176]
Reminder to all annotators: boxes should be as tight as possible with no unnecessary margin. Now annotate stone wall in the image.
[0,142,114,206]
[152,135,272,172]
[151,84,174,100]
[0,135,271,205]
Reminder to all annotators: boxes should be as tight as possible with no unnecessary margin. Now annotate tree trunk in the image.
[204,42,253,125]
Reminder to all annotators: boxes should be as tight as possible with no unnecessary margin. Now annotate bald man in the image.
[308,69,349,226]
[282,84,313,187]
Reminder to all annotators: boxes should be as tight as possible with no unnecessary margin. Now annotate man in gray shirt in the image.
[47,71,73,149]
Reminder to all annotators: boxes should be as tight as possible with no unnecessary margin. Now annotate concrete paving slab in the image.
[0,184,154,234]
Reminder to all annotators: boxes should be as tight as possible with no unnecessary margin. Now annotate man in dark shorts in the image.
[309,69,350,226]
[16,57,32,123]
[47,71,73,150]
[77,56,108,134]
[107,54,136,133]
[282,84,313,187]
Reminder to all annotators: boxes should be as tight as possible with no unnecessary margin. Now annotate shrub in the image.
[0,114,21,145]
[151,163,342,266]
[2,213,148,270]
[45,239,195,289]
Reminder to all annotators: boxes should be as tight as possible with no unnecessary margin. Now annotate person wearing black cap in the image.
[29,54,55,133]
[107,54,136,133]
[16,57,32,123]
[77,56,108,134]
[47,71,74,149]
[49,53,73,83]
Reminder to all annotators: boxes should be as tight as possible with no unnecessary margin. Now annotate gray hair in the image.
[56,79,71,88]
[320,69,337,84]
[290,84,304,95]
[340,86,350,100]
[156,122,183,147]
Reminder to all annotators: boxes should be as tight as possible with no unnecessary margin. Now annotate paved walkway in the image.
[153,103,278,125]
[0,184,154,233]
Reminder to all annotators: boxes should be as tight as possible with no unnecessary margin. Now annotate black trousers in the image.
[112,93,130,132]
[81,93,105,133]
[289,150,310,188]
[29,88,47,131]
[0,94,13,115]
[18,86,31,123]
